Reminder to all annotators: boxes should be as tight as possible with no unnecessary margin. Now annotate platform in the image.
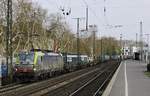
[104,60,150,96]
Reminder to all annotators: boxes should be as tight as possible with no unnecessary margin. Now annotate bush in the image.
[147,64,150,72]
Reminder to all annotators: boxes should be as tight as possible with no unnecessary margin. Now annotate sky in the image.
[33,0,150,43]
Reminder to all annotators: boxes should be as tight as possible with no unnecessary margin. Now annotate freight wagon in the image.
[63,53,89,71]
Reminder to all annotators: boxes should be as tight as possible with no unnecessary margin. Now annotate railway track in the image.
[31,68,102,96]
[0,83,18,90]
[70,61,120,96]
[0,60,120,96]
[0,61,105,96]
[43,60,120,96]
[69,69,109,96]
[93,62,119,96]
[0,83,25,93]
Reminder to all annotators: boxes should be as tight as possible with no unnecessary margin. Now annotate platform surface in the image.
[109,60,150,96]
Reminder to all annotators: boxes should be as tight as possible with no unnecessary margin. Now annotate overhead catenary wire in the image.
[81,0,104,25]
[81,0,104,59]
[82,0,110,28]
[81,0,105,38]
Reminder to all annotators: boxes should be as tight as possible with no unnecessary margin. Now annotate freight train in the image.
[63,53,89,71]
[13,50,90,81]
[13,49,120,81]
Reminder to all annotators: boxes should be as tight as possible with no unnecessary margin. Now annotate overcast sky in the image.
[33,0,150,43]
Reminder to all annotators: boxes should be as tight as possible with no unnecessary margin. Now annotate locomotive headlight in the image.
[33,68,36,71]
[15,68,18,71]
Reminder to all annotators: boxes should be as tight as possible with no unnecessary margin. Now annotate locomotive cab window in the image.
[18,52,34,64]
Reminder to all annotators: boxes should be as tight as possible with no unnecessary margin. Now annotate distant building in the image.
[121,40,149,61]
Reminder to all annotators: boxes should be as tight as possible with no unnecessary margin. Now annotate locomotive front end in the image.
[14,52,36,81]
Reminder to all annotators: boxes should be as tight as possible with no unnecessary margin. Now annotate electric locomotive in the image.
[14,50,64,81]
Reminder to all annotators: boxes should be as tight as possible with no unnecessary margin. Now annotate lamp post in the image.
[120,34,123,60]
[144,34,150,63]
[140,21,143,61]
